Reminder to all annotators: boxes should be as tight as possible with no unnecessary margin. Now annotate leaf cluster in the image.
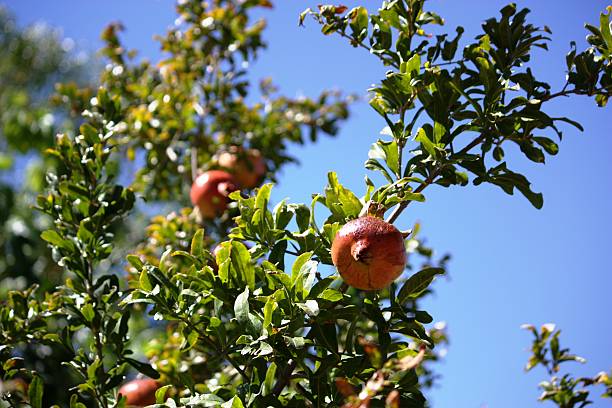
[304,1,611,212]
[124,178,449,406]
[0,1,609,407]
[523,324,612,408]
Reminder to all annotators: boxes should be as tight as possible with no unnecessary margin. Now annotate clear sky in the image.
[4,0,611,406]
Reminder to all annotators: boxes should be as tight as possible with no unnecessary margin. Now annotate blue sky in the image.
[4,0,611,406]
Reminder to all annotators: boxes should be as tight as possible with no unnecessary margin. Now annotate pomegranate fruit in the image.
[331,216,406,290]
[118,378,159,407]
[190,170,238,219]
[217,147,266,189]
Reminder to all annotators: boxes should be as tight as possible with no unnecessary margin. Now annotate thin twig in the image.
[191,146,198,182]
[177,315,249,381]
[427,58,468,68]
[386,134,484,224]
[272,359,297,396]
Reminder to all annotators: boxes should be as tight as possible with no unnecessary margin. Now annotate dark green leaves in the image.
[567,7,612,106]
[40,230,73,251]
[124,358,160,380]
[415,127,440,159]
[477,163,544,209]
[234,288,262,338]
[397,268,445,303]
[481,5,551,73]
[323,172,362,221]
[261,362,277,396]
[291,252,318,299]
[27,90,139,404]
[307,1,600,213]
[533,137,559,156]
[367,139,400,182]
[522,323,610,407]
[348,7,369,42]
[234,288,251,329]
[216,240,255,290]
[6,2,609,407]
[28,375,44,408]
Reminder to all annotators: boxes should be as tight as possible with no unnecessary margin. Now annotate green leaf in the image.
[139,268,153,291]
[318,288,343,302]
[159,249,171,274]
[488,164,544,209]
[369,139,400,177]
[292,253,318,299]
[156,385,172,403]
[297,300,320,317]
[365,158,395,183]
[553,116,584,132]
[81,303,95,323]
[40,230,67,249]
[87,357,102,382]
[433,121,446,144]
[291,252,313,286]
[221,396,245,408]
[0,153,13,170]
[69,393,86,408]
[309,277,336,299]
[215,242,230,283]
[234,287,249,319]
[255,183,273,210]
[79,123,99,144]
[533,137,559,155]
[262,362,278,396]
[449,80,484,116]
[345,317,359,354]
[230,241,255,290]
[28,375,43,408]
[263,296,277,333]
[325,172,362,218]
[273,200,293,230]
[186,394,226,405]
[186,329,199,350]
[285,336,307,349]
[289,204,310,232]
[268,240,287,269]
[124,358,160,379]
[400,53,421,77]
[415,127,437,158]
[397,267,445,302]
[171,250,200,266]
[599,9,612,56]
[519,142,545,163]
[191,229,205,258]
[126,254,144,270]
[348,6,368,39]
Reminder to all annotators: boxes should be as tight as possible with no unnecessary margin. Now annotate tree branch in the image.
[386,134,484,224]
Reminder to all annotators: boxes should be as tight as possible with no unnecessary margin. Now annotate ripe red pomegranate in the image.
[190,170,238,219]
[217,147,266,189]
[331,216,406,290]
[118,378,159,407]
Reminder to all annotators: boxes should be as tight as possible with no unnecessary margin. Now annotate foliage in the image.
[523,324,612,408]
[302,2,612,214]
[0,7,94,404]
[0,5,88,295]
[0,1,610,407]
